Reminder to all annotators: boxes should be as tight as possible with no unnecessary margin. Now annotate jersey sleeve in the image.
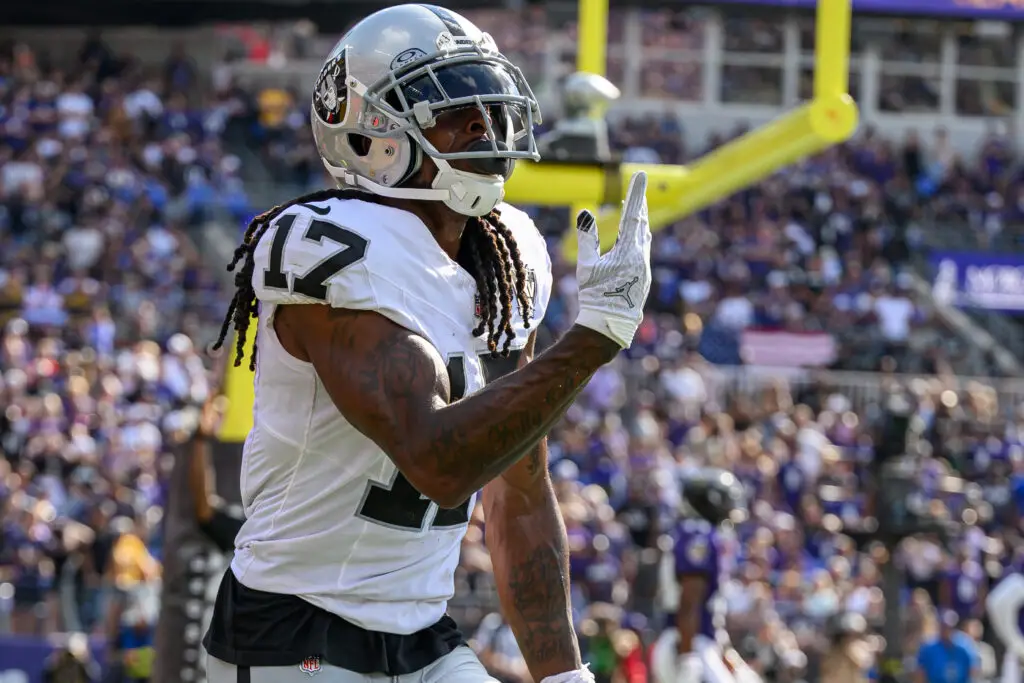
[249,200,456,341]
[251,202,375,310]
[674,521,717,578]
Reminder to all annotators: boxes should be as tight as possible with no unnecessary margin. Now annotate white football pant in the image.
[206,646,499,683]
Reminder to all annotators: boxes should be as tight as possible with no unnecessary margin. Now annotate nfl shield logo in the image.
[522,268,537,307]
[300,655,322,676]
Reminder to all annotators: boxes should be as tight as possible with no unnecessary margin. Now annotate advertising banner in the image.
[702,0,1024,20]
[930,250,1024,314]
[740,329,838,367]
[0,635,105,683]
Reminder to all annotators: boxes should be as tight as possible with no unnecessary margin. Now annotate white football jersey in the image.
[230,197,551,635]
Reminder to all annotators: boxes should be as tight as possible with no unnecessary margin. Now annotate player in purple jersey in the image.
[651,469,757,683]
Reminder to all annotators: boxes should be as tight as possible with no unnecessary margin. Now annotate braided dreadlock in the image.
[212,189,533,370]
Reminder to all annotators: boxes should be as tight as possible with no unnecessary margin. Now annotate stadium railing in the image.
[701,365,1024,413]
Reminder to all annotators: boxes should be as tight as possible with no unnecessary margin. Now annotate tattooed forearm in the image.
[306,305,618,507]
[417,325,616,500]
[486,478,581,680]
[507,544,578,669]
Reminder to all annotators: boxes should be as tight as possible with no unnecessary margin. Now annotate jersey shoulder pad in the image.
[252,199,371,309]
[251,199,476,334]
[496,202,553,324]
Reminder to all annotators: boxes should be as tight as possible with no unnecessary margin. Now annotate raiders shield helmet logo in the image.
[313,54,346,125]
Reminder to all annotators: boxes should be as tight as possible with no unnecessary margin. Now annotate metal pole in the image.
[879,556,907,683]
[576,0,607,77]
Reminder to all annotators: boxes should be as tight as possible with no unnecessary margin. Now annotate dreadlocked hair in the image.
[212,189,533,370]
[459,205,533,358]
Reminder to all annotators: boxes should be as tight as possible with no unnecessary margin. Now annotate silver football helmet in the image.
[310,4,542,217]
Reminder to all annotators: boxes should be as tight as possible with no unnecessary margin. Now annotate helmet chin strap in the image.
[322,156,504,217]
[429,156,505,217]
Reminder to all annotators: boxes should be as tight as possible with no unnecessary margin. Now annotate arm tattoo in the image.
[418,325,615,495]
[318,308,617,503]
[508,542,578,668]
[488,482,580,678]
[483,331,579,677]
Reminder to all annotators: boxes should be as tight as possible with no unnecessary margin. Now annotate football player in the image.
[652,469,758,683]
[987,546,1024,683]
[201,4,653,683]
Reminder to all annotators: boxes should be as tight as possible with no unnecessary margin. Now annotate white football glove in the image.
[574,171,652,348]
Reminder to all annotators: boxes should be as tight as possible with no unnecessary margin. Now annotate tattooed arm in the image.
[274,305,619,508]
[483,331,582,681]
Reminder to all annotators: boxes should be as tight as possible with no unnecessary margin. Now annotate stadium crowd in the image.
[1,15,1024,683]
[0,37,233,680]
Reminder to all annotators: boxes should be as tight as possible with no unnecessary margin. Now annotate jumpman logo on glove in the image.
[574,171,652,348]
[602,276,640,308]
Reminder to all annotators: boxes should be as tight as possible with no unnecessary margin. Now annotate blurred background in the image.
[2,0,1024,682]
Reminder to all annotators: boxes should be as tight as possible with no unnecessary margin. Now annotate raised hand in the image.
[574,171,653,348]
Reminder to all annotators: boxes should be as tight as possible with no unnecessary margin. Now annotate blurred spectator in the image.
[963,619,998,683]
[915,611,980,683]
[820,614,876,683]
[471,612,531,683]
